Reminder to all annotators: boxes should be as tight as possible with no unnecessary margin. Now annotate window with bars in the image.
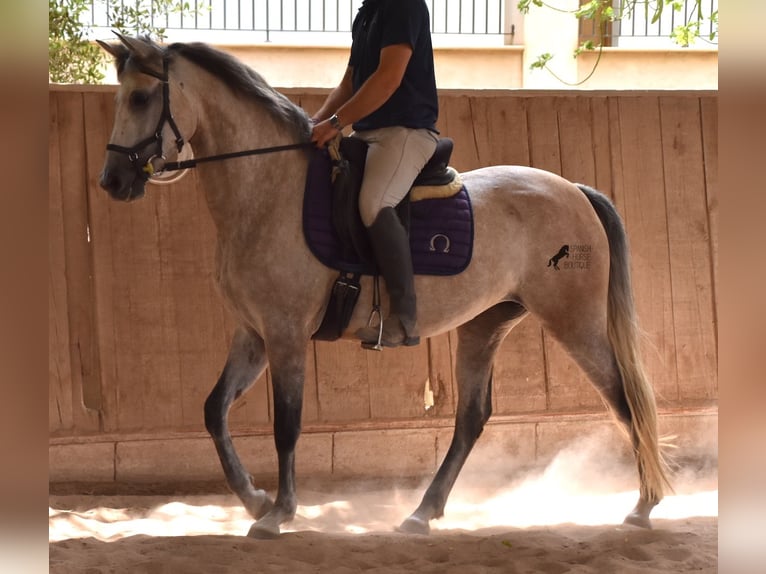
[84,0,514,46]
[83,1,716,48]
[579,0,718,49]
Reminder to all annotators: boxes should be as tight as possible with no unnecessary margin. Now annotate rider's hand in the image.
[311,119,340,149]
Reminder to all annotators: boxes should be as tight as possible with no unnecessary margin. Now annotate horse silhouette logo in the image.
[547,245,569,270]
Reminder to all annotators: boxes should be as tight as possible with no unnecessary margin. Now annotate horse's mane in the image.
[116,37,311,143]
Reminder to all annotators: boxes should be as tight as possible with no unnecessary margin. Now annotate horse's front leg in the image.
[204,326,274,520]
[247,337,307,539]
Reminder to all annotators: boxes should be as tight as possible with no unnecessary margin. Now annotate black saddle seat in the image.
[412,138,454,187]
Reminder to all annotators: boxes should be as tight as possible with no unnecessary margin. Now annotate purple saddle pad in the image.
[303,149,473,276]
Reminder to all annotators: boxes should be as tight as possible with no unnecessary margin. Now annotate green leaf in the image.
[574,40,596,58]
[530,53,553,71]
[670,22,700,47]
[518,0,545,15]
[49,0,203,83]
[575,0,602,20]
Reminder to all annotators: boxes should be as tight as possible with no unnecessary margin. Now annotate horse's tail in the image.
[577,184,672,503]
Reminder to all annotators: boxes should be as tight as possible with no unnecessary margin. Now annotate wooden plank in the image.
[700,96,718,362]
[49,91,74,434]
[291,93,328,121]
[438,94,481,171]
[469,94,530,167]
[56,91,101,433]
[367,345,431,420]
[607,97,626,211]
[85,98,176,432]
[493,316,548,414]
[525,95,562,175]
[116,199,169,431]
[589,96,615,197]
[614,96,678,405]
[83,90,121,433]
[426,332,455,417]
[314,340,371,422]
[301,343,320,424]
[659,96,717,402]
[557,95,597,186]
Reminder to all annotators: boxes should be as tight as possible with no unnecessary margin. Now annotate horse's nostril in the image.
[99,169,119,192]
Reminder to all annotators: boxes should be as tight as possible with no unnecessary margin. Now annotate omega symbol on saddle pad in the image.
[429,234,451,253]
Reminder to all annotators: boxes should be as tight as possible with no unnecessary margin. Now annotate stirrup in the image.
[361,275,384,351]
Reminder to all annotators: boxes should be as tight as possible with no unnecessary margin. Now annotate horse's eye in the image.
[129,90,150,108]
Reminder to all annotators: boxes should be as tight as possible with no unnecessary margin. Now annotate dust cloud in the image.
[49,429,717,541]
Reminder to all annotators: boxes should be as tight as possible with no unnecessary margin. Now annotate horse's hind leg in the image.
[204,326,273,520]
[540,313,665,529]
[399,302,527,535]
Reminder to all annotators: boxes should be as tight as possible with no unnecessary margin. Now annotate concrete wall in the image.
[170,44,716,90]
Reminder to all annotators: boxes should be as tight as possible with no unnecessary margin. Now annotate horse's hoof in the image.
[623,511,653,530]
[247,520,281,539]
[396,516,430,535]
[244,490,274,520]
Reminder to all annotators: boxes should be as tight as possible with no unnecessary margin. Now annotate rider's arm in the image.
[334,43,412,128]
[311,43,412,147]
[311,67,354,124]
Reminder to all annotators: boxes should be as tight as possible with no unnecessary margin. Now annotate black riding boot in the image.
[356,207,420,348]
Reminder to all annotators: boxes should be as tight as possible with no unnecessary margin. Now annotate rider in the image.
[311,0,439,349]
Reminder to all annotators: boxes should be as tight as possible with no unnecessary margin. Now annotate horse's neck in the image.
[185,69,308,241]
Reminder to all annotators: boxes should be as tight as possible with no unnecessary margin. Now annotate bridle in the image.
[106,56,185,179]
[106,53,313,179]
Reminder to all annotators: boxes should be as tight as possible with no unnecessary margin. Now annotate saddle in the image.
[330,136,461,266]
[304,136,474,341]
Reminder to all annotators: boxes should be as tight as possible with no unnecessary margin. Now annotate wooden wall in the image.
[49,86,718,482]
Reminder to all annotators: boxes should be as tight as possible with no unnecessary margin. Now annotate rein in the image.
[161,142,314,172]
[106,53,313,178]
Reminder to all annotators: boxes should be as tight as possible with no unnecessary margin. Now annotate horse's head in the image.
[98,34,196,201]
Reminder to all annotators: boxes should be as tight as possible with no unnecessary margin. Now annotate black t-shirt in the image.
[349,0,438,132]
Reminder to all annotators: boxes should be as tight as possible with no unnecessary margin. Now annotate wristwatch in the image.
[329,113,343,130]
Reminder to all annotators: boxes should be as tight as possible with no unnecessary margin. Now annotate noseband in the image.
[106,56,185,179]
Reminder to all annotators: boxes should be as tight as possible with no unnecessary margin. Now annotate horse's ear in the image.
[113,32,160,63]
[96,39,127,61]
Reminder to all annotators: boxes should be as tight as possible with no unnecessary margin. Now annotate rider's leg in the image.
[353,126,438,348]
[357,206,419,346]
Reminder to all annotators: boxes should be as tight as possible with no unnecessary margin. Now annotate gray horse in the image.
[98,35,671,538]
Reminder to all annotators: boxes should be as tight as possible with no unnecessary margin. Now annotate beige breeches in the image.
[353,126,438,227]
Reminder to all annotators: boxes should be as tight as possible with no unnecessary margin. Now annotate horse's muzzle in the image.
[99,165,146,202]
